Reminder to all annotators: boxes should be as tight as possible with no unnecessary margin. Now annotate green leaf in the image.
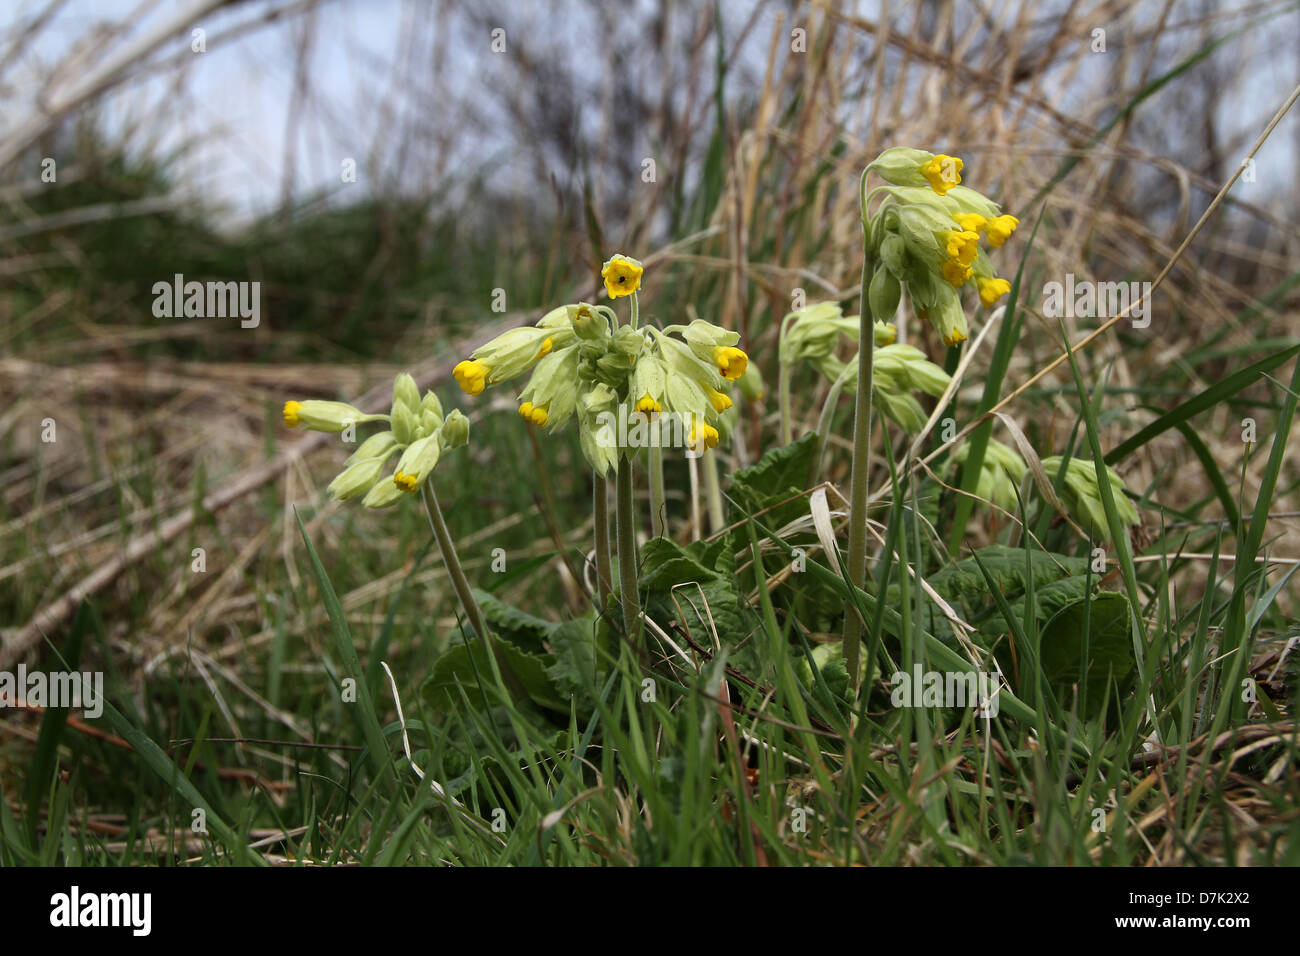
[928,545,1087,603]
[469,588,556,654]
[1040,592,1136,720]
[639,535,758,670]
[423,639,569,714]
[729,433,818,525]
[544,613,602,700]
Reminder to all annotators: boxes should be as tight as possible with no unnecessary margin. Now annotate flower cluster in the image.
[864,147,1018,347]
[1042,456,1141,540]
[780,300,951,433]
[282,374,469,508]
[452,254,749,474]
[949,438,1028,511]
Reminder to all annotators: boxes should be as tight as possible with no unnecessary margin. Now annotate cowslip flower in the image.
[1042,457,1141,540]
[601,254,644,299]
[452,260,747,476]
[284,374,469,508]
[868,147,963,196]
[452,325,566,397]
[863,147,1017,344]
[950,438,1027,511]
[977,276,1012,307]
[282,400,384,433]
[985,215,1019,248]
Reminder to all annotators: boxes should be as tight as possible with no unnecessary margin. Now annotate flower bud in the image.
[568,303,608,341]
[346,430,397,465]
[879,232,907,277]
[869,266,902,322]
[420,390,444,422]
[439,409,470,448]
[392,434,441,493]
[391,401,419,445]
[282,400,369,433]
[327,456,388,501]
[392,373,421,415]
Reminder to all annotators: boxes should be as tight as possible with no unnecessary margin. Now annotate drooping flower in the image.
[863,147,1017,345]
[985,215,1019,248]
[1042,457,1141,540]
[977,276,1012,307]
[450,261,747,476]
[285,374,469,508]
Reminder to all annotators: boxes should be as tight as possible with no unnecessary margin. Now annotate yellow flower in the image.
[706,387,733,413]
[689,421,720,450]
[453,359,490,395]
[283,401,303,428]
[393,471,419,493]
[601,254,644,299]
[978,276,1012,307]
[920,154,963,195]
[713,345,748,381]
[953,213,986,234]
[635,393,662,416]
[986,215,1019,248]
[941,259,973,287]
[943,326,968,347]
[536,337,554,359]
[518,401,549,426]
[942,229,980,266]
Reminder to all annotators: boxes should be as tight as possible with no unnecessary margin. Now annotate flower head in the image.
[920,154,963,195]
[977,276,1012,307]
[713,346,748,381]
[986,215,1019,248]
[453,360,490,396]
[287,375,469,509]
[601,254,644,299]
[281,399,372,433]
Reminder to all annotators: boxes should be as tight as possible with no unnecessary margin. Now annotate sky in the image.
[1,0,1297,227]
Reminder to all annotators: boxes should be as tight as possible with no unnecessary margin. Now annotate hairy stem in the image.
[703,448,725,534]
[842,246,876,696]
[615,456,643,654]
[648,443,667,538]
[778,359,793,446]
[593,472,613,600]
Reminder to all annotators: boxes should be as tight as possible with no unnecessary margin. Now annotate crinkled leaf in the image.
[422,639,568,714]
[1040,591,1136,720]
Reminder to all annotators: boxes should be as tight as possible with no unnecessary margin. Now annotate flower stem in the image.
[808,363,856,486]
[702,448,725,534]
[615,455,643,656]
[778,359,793,446]
[648,443,667,538]
[421,482,527,703]
[593,472,613,600]
[841,245,876,697]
